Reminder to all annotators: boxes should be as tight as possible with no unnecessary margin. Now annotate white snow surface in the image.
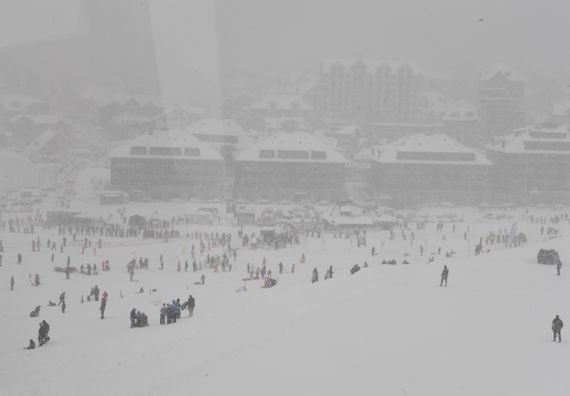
[0,205,569,396]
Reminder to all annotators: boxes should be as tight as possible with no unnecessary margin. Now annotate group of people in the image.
[159,294,196,325]
[130,308,149,328]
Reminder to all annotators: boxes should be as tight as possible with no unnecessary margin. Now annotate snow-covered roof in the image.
[189,119,246,138]
[113,114,155,123]
[479,63,523,82]
[236,132,346,164]
[375,133,491,166]
[325,124,361,137]
[486,123,570,155]
[82,88,162,107]
[0,94,42,111]
[108,129,223,161]
[250,93,313,111]
[162,105,205,116]
[9,114,62,125]
[322,59,419,75]
[28,130,70,152]
[264,117,307,131]
[441,103,479,121]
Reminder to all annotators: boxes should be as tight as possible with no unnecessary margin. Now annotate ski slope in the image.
[0,214,569,396]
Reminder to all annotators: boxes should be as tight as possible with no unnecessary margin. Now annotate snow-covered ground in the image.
[0,203,569,396]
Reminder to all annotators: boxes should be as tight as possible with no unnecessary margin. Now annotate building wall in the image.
[320,61,421,124]
[487,151,570,202]
[234,161,346,201]
[370,162,491,205]
[110,157,225,199]
[479,74,526,138]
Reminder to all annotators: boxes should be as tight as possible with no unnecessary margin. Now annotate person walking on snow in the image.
[440,265,449,287]
[552,315,563,343]
[100,292,108,319]
[556,259,562,276]
[312,268,319,283]
[10,275,14,291]
[187,294,195,317]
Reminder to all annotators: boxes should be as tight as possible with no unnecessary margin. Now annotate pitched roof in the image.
[250,93,313,111]
[375,133,491,165]
[321,59,419,74]
[9,114,61,125]
[486,123,570,155]
[236,131,346,164]
[479,63,523,82]
[108,129,223,161]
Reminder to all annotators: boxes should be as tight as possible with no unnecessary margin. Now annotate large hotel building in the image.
[319,59,422,124]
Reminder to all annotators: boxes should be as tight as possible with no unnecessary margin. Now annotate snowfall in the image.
[1,195,569,395]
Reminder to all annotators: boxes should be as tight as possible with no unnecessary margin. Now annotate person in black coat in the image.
[100,298,107,319]
[38,321,50,346]
[552,315,563,343]
[440,265,449,287]
[187,294,195,317]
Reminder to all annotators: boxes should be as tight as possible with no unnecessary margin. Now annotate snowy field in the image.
[0,203,569,396]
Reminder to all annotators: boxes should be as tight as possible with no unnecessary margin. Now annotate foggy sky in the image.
[0,0,569,98]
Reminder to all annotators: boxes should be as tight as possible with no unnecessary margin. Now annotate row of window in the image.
[258,150,328,160]
[523,140,570,151]
[129,146,201,157]
[396,152,477,162]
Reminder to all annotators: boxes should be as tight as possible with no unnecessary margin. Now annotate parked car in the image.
[537,249,560,265]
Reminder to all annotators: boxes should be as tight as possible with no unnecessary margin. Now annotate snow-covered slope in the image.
[0,220,569,396]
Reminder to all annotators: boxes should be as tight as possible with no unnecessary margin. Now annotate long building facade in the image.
[109,130,225,200]
[487,123,570,203]
[370,134,492,206]
[234,132,346,201]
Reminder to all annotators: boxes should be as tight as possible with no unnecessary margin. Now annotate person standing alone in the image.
[552,315,563,343]
[440,265,449,287]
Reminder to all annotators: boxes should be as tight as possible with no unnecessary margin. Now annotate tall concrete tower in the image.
[79,0,161,97]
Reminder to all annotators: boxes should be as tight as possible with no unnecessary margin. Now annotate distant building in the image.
[479,63,526,139]
[370,122,443,142]
[249,93,313,132]
[0,94,48,122]
[234,132,346,201]
[441,106,482,148]
[322,124,362,153]
[486,123,570,202]
[371,134,492,205]
[189,119,255,162]
[8,115,70,142]
[26,131,73,162]
[109,129,225,200]
[319,59,422,124]
[152,106,205,130]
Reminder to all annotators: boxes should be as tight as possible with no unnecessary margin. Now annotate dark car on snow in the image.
[537,249,560,265]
